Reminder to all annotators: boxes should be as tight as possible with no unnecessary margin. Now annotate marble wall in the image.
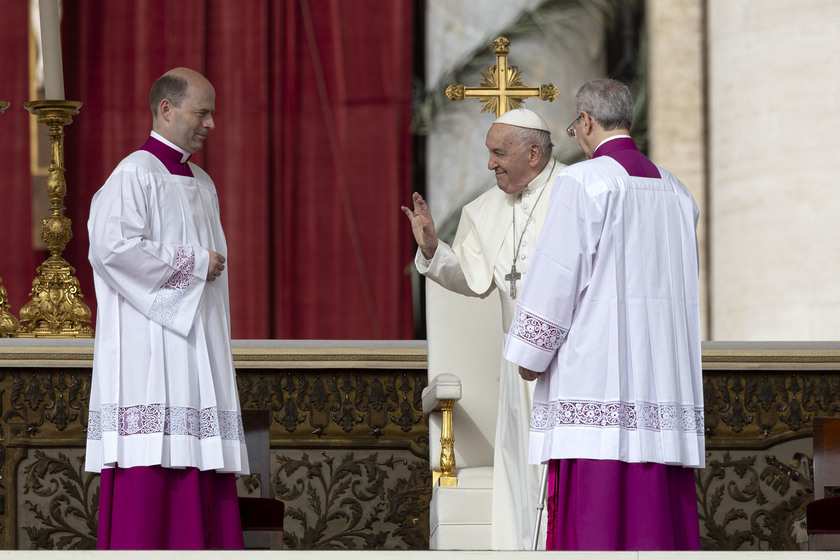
[647,0,708,336]
[648,0,840,341]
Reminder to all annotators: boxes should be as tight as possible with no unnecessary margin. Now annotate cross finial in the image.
[445,37,559,117]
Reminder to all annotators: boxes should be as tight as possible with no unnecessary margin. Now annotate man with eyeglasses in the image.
[402,108,564,549]
[504,78,704,550]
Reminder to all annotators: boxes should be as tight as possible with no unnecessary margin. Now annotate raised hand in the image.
[400,192,439,259]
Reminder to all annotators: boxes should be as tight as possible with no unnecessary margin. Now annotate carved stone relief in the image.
[2,355,839,551]
[15,448,96,549]
[699,439,812,550]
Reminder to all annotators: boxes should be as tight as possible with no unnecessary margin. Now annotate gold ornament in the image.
[17,101,93,338]
[0,277,20,338]
[445,36,558,117]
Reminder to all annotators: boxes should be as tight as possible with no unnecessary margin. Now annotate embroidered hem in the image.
[88,403,244,442]
[532,399,703,434]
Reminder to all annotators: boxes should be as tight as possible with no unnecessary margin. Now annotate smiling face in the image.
[157,72,216,153]
[485,123,539,194]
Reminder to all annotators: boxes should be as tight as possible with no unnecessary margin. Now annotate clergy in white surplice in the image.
[86,68,248,550]
[403,108,564,550]
[504,79,704,551]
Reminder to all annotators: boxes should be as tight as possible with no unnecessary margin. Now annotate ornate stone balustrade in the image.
[0,339,838,550]
[0,339,429,550]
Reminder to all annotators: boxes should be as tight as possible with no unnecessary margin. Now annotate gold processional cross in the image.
[445,36,559,117]
[434,37,558,489]
[446,36,559,298]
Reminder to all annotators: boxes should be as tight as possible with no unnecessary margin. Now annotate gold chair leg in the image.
[437,399,457,487]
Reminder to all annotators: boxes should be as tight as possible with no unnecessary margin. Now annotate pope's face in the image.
[486,123,535,195]
[168,80,216,153]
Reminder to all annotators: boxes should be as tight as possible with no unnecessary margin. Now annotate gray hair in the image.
[574,78,633,131]
[511,127,553,158]
[149,73,189,118]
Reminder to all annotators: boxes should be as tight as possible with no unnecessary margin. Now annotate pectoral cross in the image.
[445,37,559,117]
[505,263,522,299]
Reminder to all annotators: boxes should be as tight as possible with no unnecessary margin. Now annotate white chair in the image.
[422,279,503,550]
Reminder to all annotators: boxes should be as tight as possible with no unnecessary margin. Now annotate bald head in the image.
[150,68,214,120]
[150,68,216,153]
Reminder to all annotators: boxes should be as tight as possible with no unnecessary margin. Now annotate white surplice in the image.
[85,149,248,475]
[503,155,705,470]
[417,158,563,550]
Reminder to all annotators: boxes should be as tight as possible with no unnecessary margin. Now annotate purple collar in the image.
[139,136,194,177]
[593,136,660,179]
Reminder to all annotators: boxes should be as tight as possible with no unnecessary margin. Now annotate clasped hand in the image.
[519,366,544,381]
[207,250,226,281]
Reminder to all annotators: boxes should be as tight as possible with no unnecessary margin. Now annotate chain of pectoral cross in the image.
[445,36,558,298]
[505,160,555,299]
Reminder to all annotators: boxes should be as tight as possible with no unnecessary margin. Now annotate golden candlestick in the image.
[0,101,21,337]
[17,100,93,338]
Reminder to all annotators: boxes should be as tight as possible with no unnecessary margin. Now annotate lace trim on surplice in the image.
[531,399,704,434]
[87,403,245,442]
[148,245,195,327]
[509,307,569,352]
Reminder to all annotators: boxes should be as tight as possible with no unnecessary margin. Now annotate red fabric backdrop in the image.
[0,1,37,321]
[0,0,416,340]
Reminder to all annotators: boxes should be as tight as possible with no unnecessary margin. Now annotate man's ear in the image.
[581,112,595,135]
[579,112,588,134]
[158,99,172,122]
[529,144,542,166]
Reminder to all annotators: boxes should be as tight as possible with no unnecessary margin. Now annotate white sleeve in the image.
[503,174,604,372]
[87,169,211,337]
[415,241,492,298]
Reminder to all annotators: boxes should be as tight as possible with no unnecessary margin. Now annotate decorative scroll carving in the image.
[237,371,428,458]
[20,450,97,549]
[1,346,840,551]
[1,370,90,443]
[0,363,430,550]
[274,450,430,549]
[234,369,432,549]
[704,371,840,449]
[698,443,813,551]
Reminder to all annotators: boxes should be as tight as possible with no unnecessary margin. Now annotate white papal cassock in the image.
[85,137,248,476]
[503,143,705,470]
[417,157,563,550]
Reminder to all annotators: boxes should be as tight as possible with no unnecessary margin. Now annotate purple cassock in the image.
[95,136,244,550]
[98,466,243,549]
[544,137,701,551]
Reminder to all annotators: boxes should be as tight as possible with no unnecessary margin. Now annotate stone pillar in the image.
[707,0,840,340]
[647,0,708,338]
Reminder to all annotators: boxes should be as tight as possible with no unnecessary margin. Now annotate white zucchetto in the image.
[493,108,550,132]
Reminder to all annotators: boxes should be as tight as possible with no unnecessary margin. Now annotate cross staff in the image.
[445,36,559,117]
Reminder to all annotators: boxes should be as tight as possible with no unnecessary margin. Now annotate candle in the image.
[39,0,64,100]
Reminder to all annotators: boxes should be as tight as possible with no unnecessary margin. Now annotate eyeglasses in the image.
[566,115,582,138]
